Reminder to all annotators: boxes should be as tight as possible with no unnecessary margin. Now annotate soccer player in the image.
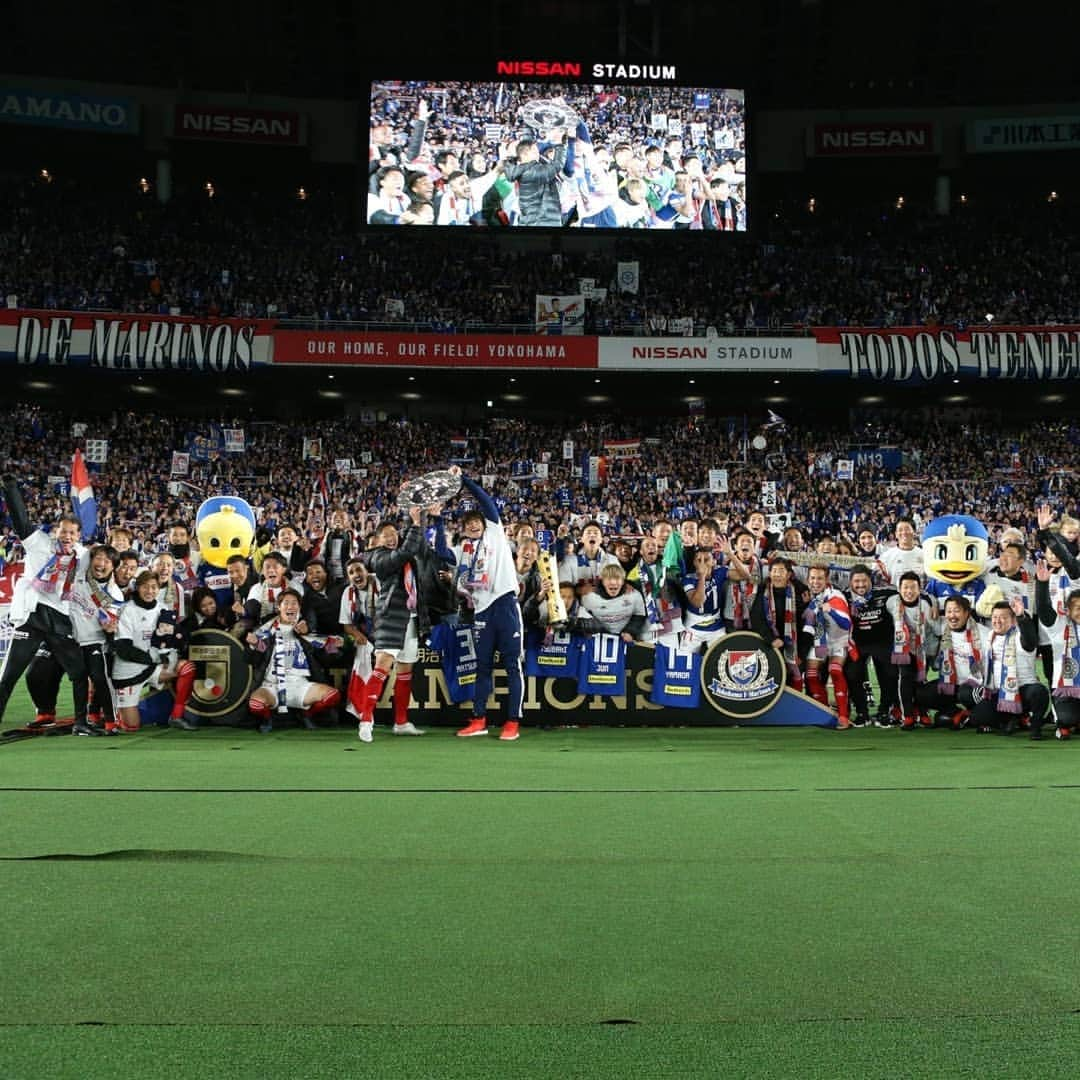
[880,519,925,586]
[558,520,620,595]
[111,570,197,733]
[447,466,525,741]
[580,564,647,641]
[803,563,854,729]
[355,506,437,743]
[497,129,568,228]
[245,552,300,627]
[245,589,342,734]
[340,558,374,723]
[682,548,730,652]
[300,558,342,635]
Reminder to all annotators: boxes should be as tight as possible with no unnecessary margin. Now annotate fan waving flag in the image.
[70,448,97,539]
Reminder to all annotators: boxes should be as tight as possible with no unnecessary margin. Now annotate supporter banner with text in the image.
[272,329,599,368]
[597,337,820,371]
[0,310,274,371]
[812,326,1080,381]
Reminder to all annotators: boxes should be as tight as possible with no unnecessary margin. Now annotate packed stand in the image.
[3,173,1080,330]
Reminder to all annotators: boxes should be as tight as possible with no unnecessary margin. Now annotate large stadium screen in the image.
[367,67,747,231]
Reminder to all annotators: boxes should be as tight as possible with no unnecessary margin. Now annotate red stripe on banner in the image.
[272,331,598,368]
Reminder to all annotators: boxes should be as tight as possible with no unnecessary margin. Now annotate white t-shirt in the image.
[9,532,86,625]
[453,522,517,613]
[880,545,925,586]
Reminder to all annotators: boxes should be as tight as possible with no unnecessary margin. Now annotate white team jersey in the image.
[68,574,125,645]
[112,599,166,683]
[558,549,620,588]
[880,545,925,586]
[454,522,517,613]
[983,568,1035,615]
[338,583,372,629]
[9,532,87,625]
[581,590,645,637]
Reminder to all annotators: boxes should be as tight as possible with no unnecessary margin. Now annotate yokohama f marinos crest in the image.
[701,631,786,719]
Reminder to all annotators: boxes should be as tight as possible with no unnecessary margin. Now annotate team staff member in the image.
[26,544,125,732]
[448,466,525,741]
[0,476,94,734]
[843,564,898,727]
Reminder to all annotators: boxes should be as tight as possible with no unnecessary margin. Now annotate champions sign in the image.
[0,311,274,372]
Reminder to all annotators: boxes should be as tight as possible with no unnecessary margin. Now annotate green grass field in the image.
[3,680,1080,1079]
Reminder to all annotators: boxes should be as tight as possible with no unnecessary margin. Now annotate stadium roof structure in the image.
[0,0,1069,109]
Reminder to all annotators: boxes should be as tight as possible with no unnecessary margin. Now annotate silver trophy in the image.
[396,469,463,509]
[518,98,582,135]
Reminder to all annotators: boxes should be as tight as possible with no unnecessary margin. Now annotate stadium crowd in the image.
[2,406,1079,560]
[3,172,1080,330]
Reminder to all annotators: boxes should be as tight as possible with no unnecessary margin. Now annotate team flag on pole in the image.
[70,448,97,538]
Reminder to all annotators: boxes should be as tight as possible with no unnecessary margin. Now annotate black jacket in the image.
[502,144,567,227]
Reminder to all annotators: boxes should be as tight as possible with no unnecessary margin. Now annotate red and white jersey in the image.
[804,586,852,658]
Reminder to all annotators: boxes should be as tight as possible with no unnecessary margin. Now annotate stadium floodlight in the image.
[985,313,994,324]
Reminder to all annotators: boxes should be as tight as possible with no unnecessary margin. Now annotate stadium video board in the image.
[367,62,747,231]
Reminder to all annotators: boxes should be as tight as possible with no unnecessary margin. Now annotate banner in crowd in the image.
[808,121,936,157]
[534,295,585,335]
[812,325,1080,381]
[171,104,306,145]
[603,439,641,461]
[616,262,640,294]
[84,439,108,464]
[272,329,598,368]
[223,428,245,453]
[0,310,273,371]
[0,86,139,135]
[967,115,1080,153]
[851,448,902,472]
[171,451,190,476]
[10,314,1080,381]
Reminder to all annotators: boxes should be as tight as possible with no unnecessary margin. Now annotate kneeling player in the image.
[246,589,342,733]
[111,571,197,732]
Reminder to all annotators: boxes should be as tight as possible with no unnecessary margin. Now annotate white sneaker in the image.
[392,721,425,736]
[358,721,374,743]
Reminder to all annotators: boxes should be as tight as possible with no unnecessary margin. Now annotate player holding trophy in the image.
[446,465,525,741]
